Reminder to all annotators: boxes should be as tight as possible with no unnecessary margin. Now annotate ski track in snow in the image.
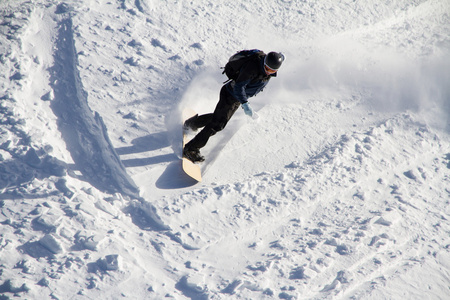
[0,0,449,299]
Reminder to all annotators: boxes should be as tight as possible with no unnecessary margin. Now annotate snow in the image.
[1,0,449,299]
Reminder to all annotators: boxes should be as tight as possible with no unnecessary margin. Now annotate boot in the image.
[183,114,199,132]
[183,146,205,163]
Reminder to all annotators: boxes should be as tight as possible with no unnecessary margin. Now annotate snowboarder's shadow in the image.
[116,131,198,187]
[116,131,169,155]
[156,161,198,189]
[116,131,178,167]
[121,153,177,167]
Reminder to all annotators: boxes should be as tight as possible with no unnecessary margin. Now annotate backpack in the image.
[222,49,265,81]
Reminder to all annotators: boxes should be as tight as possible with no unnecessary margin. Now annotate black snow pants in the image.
[184,85,241,151]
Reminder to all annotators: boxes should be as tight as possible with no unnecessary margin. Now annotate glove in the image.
[242,102,253,117]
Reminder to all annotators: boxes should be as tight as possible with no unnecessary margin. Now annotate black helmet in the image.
[265,52,285,70]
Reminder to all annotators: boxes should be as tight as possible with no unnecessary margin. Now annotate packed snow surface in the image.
[1,0,449,299]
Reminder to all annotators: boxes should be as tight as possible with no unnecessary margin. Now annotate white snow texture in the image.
[1,0,449,299]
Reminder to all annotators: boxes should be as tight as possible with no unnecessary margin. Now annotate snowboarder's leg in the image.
[185,125,217,150]
[183,86,239,161]
[208,85,241,132]
[184,113,214,132]
[183,125,213,162]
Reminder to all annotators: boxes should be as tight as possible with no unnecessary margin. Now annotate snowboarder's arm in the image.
[233,78,251,104]
[232,63,256,104]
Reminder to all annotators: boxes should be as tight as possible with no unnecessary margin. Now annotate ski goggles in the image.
[264,64,278,75]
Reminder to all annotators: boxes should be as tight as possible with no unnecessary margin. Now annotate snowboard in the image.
[182,108,202,182]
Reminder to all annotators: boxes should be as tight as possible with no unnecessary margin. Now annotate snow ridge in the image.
[49,15,138,198]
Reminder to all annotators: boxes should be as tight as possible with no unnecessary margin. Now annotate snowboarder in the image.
[183,50,285,162]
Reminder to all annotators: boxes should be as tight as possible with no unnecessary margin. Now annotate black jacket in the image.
[226,55,276,104]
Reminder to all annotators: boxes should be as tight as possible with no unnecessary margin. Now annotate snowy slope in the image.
[1,0,449,299]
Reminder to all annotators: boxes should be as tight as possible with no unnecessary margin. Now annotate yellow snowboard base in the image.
[182,108,202,182]
[181,157,202,182]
